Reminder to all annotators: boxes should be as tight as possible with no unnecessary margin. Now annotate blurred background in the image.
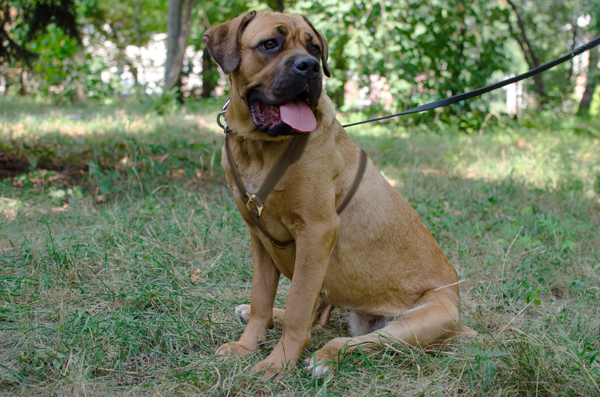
[1,0,598,123]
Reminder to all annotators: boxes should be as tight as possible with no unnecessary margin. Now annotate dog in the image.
[203,11,471,379]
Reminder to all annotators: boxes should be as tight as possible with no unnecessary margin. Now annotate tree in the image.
[190,0,250,99]
[266,0,284,12]
[93,0,168,89]
[0,0,81,96]
[200,15,217,98]
[576,1,600,117]
[505,0,548,105]
[164,0,195,93]
[292,0,510,120]
[0,0,80,64]
[505,0,592,109]
[577,46,598,117]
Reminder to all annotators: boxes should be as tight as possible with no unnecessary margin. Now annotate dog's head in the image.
[203,11,331,138]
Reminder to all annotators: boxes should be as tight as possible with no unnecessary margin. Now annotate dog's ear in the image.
[302,16,331,78]
[203,11,257,74]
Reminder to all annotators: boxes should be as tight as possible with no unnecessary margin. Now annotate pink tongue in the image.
[280,98,317,132]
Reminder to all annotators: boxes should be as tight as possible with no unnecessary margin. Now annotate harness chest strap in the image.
[225,132,368,248]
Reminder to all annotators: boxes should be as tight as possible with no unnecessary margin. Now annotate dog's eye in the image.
[261,40,278,50]
[310,45,321,56]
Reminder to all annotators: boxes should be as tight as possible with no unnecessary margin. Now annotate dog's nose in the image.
[293,57,320,76]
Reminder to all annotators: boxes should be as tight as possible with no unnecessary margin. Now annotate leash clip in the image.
[245,193,264,217]
[217,98,231,132]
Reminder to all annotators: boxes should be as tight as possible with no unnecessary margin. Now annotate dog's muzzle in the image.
[247,56,323,137]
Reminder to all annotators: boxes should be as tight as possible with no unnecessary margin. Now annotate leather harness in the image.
[224,130,368,248]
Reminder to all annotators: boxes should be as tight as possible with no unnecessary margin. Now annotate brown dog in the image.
[204,11,469,379]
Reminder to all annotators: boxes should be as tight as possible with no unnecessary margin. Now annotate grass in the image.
[1,96,599,395]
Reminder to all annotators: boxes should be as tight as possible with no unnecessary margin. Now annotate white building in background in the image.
[98,33,205,95]
[504,78,524,118]
[120,34,167,94]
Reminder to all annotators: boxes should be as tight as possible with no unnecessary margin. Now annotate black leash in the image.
[342,36,600,128]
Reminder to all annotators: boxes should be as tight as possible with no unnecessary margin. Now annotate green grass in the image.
[1,97,599,395]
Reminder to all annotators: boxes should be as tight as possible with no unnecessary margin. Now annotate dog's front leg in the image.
[252,220,339,379]
[216,233,280,357]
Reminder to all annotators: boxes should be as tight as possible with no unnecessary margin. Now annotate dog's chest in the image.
[222,146,297,255]
[222,142,290,193]
[245,181,259,195]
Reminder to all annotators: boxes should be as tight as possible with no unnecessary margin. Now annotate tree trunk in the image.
[267,0,284,12]
[577,46,599,117]
[74,80,86,103]
[134,0,144,90]
[506,0,548,106]
[19,69,28,95]
[165,0,182,85]
[0,67,5,95]
[73,52,87,103]
[164,0,195,92]
[201,45,216,98]
[275,0,284,12]
[3,69,10,95]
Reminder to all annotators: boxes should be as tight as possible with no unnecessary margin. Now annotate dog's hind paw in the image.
[234,304,251,322]
[303,356,332,378]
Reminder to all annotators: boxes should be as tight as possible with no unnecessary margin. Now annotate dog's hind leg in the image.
[234,298,333,328]
[234,305,285,322]
[306,289,462,376]
[313,298,334,328]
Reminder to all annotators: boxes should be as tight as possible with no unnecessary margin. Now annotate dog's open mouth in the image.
[249,94,317,133]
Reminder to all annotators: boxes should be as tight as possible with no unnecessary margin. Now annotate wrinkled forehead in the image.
[241,12,317,47]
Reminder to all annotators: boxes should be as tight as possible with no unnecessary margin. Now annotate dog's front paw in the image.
[234,304,251,322]
[251,358,285,380]
[215,342,254,357]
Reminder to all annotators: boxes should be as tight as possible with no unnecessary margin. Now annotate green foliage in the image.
[2,0,172,100]
[87,0,169,48]
[4,0,598,122]
[0,0,80,64]
[292,0,511,120]
[506,0,600,107]
[470,347,510,389]
[23,24,84,100]
[152,87,181,115]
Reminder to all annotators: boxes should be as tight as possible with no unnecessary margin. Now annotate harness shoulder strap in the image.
[224,133,367,248]
[225,133,303,247]
[337,150,367,215]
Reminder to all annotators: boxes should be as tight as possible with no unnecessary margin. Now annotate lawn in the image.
[1,97,599,396]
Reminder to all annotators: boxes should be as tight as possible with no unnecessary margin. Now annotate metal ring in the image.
[221,97,231,111]
[216,98,231,131]
[217,111,227,130]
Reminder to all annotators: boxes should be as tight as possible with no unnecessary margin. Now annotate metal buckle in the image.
[245,193,264,217]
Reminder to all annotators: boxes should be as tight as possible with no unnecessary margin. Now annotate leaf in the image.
[526,289,540,304]
[98,180,112,195]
